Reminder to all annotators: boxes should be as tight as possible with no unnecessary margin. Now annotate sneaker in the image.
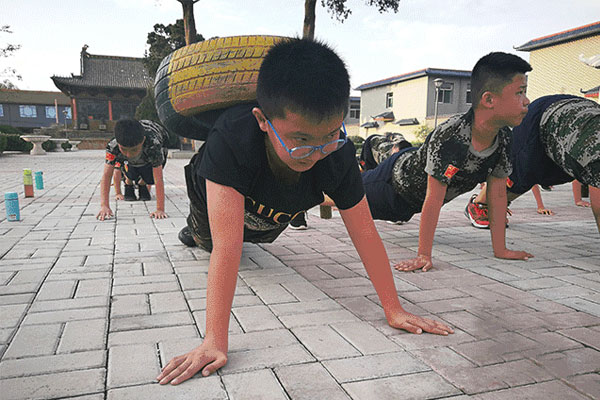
[124,184,137,201]
[386,220,405,225]
[138,185,151,201]
[178,226,196,247]
[465,194,489,229]
[290,212,308,230]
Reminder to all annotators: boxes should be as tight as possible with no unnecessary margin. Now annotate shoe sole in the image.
[289,225,308,230]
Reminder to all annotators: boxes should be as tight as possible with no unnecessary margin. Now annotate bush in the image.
[3,134,32,152]
[61,142,72,151]
[0,125,23,134]
[413,124,432,142]
[135,86,180,149]
[42,140,57,151]
[0,134,7,153]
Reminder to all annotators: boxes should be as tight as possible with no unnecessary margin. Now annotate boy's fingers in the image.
[202,355,228,377]
[157,356,186,381]
[171,363,205,385]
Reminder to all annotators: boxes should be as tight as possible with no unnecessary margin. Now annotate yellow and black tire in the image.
[155,35,288,140]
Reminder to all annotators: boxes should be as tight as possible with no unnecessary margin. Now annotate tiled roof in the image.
[0,89,71,105]
[582,85,599,98]
[373,111,394,121]
[51,47,152,91]
[360,121,379,128]
[356,68,471,91]
[515,21,600,51]
[396,118,419,126]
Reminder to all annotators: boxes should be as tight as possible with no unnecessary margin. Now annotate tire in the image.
[154,35,288,141]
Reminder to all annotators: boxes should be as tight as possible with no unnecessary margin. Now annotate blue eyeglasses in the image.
[267,120,348,159]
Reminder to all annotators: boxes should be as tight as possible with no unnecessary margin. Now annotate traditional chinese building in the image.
[51,45,151,130]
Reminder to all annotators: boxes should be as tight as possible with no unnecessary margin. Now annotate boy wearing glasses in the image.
[160,38,453,385]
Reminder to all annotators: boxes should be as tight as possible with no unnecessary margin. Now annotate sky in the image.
[2,0,599,95]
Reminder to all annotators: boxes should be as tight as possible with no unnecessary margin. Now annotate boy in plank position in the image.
[325,52,534,272]
[96,119,169,220]
[159,38,453,385]
[466,95,600,232]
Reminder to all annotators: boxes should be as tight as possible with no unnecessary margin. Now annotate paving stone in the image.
[110,312,193,332]
[330,321,401,355]
[35,280,77,300]
[106,376,227,400]
[108,325,199,347]
[565,373,600,400]
[532,347,600,378]
[29,296,108,313]
[292,325,361,360]
[3,323,62,359]
[276,362,350,400]
[324,351,431,383]
[558,326,600,350]
[231,305,284,332]
[0,350,106,379]
[110,294,150,317]
[107,343,160,388]
[0,303,28,328]
[222,369,288,400]
[57,318,106,353]
[22,307,107,325]
[220,344,315,374]
[343,370,461,400]
[472,379,589,399]
[279,309,360,328]
[149,291,188,313]
[1,368,105,400]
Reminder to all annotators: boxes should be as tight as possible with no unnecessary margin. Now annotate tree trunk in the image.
[178,0,199,45]
[303,0,316,39]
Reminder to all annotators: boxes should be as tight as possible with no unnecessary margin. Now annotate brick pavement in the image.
[0,150,598,400]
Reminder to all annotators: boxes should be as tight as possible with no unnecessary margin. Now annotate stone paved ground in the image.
[0,150,598,400]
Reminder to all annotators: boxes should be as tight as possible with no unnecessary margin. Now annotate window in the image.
[45,106,57,119]
[349,109,360,119]
[386,92,393,108]
[63,107,72,119]
[466,84,472,104]
[19,105,37,118]
[436,83,453,104]
[0,104,3,117]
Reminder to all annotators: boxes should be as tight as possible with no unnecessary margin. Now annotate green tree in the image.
[0,25,22,89]
[303,0,401,39]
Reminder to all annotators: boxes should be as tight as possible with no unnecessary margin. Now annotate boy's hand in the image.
[150,210,168,219]
[536,207,554,215]
[157,342,227,385]
[388,310,454,336]
[575,200,591,207]
[494,249,533,260]
[115,194,124,201]
[394,255,433,272]
[96,206,113,221]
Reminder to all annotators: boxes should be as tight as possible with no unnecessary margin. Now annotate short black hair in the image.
[257,38,350,122]
[471,52,532,108]
[114,119,145,147]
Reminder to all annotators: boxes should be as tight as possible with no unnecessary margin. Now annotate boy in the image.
[466,95,600,232]
[158,38,453,386]
[96,119,169,220]
[337,52,534,272]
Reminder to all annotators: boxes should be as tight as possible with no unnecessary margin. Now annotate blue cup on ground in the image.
[5,192,20,221]
[34,171,44,190]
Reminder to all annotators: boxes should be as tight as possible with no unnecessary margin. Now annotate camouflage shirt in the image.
[539,98,600,187]
[105,120,169,168]
[391,109,513,209]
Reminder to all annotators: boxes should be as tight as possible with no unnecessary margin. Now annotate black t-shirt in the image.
[190,103,364,234]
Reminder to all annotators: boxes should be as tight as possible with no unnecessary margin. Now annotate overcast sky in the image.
[2,0,599,94]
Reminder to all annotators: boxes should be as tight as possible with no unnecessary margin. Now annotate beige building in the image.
[515,21,600,102]
[355,69,471,142]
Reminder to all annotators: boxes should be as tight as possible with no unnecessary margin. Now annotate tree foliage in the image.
[0,25,22,89]
[143,19,203,77]
[303,0,401,38]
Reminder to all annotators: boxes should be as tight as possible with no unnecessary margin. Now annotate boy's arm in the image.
[97,163,114,221]
[340,196,453,335]
[488,175,533,260]
[589,185,600,233]
[531,185,554,215]
[395,174,446,272]
[150,166,167,219]
[113,169,123,200]
[157,179,244,384]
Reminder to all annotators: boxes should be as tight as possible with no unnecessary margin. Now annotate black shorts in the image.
[121,160,166,185]
[507,95,575,195]
[184,154,287,252]
[361,147,419,222]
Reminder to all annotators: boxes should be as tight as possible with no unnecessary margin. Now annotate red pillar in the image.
[108,100,113,121]
[72,98,77,123]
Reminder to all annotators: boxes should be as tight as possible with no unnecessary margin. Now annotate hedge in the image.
[0,134,7,153]
[0,134,57,152]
